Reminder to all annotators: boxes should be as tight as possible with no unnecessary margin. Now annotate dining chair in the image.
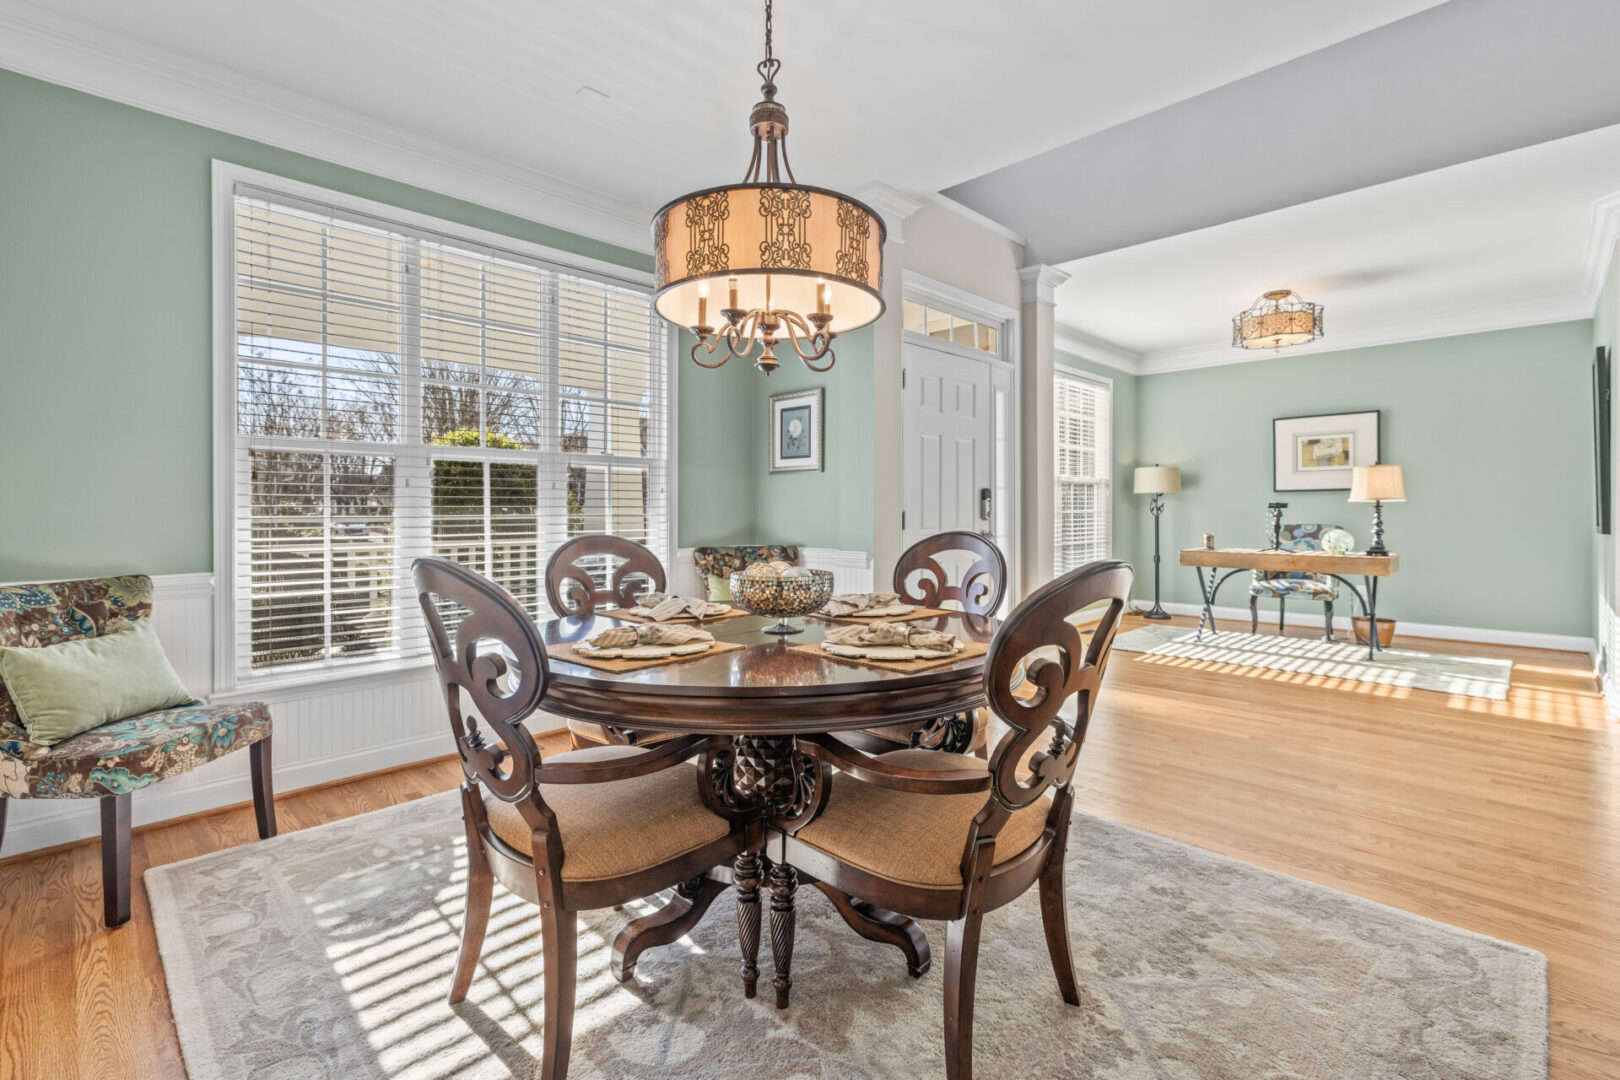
[543,534,670,748]
[413,557,749,1080]
[847,531,1008,757]
[780,559,1133,1080]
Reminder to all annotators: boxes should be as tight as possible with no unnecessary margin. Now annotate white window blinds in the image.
[228,186,667,683]
[1054,371,1111,576]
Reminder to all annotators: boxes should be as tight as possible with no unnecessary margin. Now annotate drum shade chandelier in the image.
[651,0,885,375]
[1232,289,1324,351]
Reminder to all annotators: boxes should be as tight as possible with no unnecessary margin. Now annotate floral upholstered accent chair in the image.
[1249,523,1343,641]
[0,575,276,928]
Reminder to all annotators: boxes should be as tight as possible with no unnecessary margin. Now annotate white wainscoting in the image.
[1,573,452,858]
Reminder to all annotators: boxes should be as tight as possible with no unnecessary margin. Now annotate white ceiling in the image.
[1,0,1442,249]
[1053,123,1620,374]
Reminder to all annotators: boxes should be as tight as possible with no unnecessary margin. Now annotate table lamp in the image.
[1134,465,1182,619]
[1349,464,1404,555]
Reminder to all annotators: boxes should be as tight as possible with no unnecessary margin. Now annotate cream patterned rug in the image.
[1112,624,1514,700]
[146,790,1546,1079]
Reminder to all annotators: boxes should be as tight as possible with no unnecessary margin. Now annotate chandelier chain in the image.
[757,0,781,95]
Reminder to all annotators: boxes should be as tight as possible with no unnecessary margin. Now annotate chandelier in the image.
[650,0,885,375]
[1232,289,1324,351]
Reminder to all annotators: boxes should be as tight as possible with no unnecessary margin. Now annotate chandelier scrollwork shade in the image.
[651,0,885,374]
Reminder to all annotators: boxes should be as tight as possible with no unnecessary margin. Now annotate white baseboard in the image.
[1153,601,1596,656]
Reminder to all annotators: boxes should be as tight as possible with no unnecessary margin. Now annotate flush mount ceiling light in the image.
[650,0,885,375]
[1232,289,1324,351]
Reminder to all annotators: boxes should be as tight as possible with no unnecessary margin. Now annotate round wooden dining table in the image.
[536,607,998,998]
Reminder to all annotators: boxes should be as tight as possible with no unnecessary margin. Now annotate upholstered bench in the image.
[0,575,276,927]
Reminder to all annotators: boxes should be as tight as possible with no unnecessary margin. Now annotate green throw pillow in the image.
[0,620,194,747]
[706,573,734,602]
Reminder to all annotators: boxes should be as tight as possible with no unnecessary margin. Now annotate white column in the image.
[857,183,922,588]
[1017,264,1070,598]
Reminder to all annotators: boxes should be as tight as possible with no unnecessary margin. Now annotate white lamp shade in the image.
[1134,465,1182,495]
[1350,464,1405,502]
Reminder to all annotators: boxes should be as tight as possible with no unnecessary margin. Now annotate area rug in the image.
[146,791,1546,1079]
[1112,624,1514,700]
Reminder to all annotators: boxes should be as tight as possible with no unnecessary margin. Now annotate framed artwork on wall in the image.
[769,387,824,473]
[1594,346,1612,534]
[1273,410,1380,491]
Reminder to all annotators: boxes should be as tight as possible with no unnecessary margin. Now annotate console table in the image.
[1178,548,1400,660]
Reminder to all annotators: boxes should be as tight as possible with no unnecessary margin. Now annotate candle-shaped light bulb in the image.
[697,279,708,326]
[728,275,739,311]
[816,279,829,315]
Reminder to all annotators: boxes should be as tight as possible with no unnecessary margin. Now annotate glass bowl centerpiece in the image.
[729,565,835,635]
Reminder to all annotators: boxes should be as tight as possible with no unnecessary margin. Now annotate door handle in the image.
[979,487,993,523]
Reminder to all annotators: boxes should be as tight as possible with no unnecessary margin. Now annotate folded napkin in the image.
[822,620,961,660]
[630,593,731,620]
[819,592,916,618]
[579,622,716,658]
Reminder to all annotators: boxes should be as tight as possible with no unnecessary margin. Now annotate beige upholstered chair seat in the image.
[794,749,1050,889]
[484,745,729,882]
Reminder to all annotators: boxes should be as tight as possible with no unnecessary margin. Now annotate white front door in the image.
[901,341,995,553]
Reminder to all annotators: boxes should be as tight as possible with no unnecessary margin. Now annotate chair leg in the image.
[539,902,578,1080]
[449,786,494,1005]
[1322,599,1335,642]
[1277,597,1286,634]
[0,796,7,855]
[99,794,132,929]
[1037,803,1081,1006]
[249,737,277,839]
[734,849,763,999]
[768,860,798,1009]
[813,881,931,977]
[1249,594,1259,634]
[943,905,985,1080]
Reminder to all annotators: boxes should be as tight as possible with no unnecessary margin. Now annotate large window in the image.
[1054,370,1111,575]
[221,178,668,686]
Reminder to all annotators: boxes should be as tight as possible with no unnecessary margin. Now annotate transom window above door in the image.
[901,300,1000,356]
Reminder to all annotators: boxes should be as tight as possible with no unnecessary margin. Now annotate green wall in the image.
[1055,350,1139,577]
[675,330,759,546]
[1135,320,1595,636]
[0,67,758,579]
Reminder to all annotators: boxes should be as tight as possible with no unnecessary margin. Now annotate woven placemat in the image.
[551,639,745,673]
[790,638,988,673]
[810,606,955,624]
[608,607,751,625]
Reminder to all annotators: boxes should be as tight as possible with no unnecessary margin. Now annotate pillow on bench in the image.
[0,620,193,746]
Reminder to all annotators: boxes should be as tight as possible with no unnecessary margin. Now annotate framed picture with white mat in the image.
[1273,409,1380,491]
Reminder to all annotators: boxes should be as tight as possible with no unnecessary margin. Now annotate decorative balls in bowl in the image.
[729,564,836,635]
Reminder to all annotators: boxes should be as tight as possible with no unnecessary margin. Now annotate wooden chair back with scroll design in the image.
[846,532,1009,758]
[544,534,666,618]
[542,535,669,748]
[893,530,1008,616]
[783,559,1133,1080]
[413,556,744,1080]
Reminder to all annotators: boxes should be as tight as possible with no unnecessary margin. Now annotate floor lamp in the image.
[1135,465,1182,620]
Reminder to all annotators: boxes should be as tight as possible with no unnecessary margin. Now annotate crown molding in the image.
[855,182,925,245]
[1580,190,1620,310]
[922,192,1027,248]
[0,3,652,256]
[1132,293,1593,375]
[1053,325,1143,376]
[1018,264,1071,306]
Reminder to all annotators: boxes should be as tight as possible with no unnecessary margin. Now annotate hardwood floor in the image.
[0,615,1613,1079]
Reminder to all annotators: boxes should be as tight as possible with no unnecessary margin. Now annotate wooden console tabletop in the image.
[1180,547,1399,576]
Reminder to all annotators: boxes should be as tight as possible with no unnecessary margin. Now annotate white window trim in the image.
[899,270,1022,598]
[1053,366,1114,575]
[210,160,674,695]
